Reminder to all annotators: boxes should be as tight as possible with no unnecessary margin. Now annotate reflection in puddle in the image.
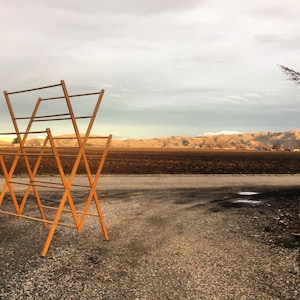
[233,191,261,205]
[232,199,262,205]
[238,192,259,196]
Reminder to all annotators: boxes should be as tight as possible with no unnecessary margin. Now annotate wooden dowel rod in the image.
[53,137,83,140]
[0,130,47,135]
[41,205,99,217]
[33,117,73,122]
[7,83,62,95]
[32,116,92,122]
[0,210,77,228]
[0,153,53,156]
[0,152,104,158]
[41,91,101,101]
[34,180,92,188]
[8,180,65,189]
[8,180,95,189]
[15,113,70,120]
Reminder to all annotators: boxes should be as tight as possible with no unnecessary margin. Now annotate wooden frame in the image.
[0,80,111,256]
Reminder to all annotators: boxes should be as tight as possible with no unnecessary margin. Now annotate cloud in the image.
[1,1,300,138]
[47,0,204,15]
[254,34,281,43]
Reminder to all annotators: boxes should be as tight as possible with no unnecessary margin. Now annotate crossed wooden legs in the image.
[0,81,111,256]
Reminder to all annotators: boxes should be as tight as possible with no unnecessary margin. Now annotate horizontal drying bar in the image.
[6,83,62,95]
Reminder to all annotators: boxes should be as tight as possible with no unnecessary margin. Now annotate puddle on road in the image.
[238,192,259,196]
[233,191,261,205]
[232,199,262,205]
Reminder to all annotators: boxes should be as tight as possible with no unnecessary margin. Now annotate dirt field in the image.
[102,149,300,175]
[1,148,300,175]
[0,149,299,299]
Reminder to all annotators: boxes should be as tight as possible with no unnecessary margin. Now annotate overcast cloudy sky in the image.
[1,0,300,138]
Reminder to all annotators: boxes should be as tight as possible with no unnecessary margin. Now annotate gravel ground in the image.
[0,175,299,299]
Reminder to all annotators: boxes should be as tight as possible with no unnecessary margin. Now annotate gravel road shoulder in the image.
[0,175,299,299]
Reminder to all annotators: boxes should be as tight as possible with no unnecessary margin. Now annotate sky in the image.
[1,0,300,139]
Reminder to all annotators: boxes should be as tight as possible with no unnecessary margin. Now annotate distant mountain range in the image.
[2,130,300,150]
[110,131,300,150]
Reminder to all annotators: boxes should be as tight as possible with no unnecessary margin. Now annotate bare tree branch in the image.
[278,65,300,84]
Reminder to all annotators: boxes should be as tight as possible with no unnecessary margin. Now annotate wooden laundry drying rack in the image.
[0,80,112,256]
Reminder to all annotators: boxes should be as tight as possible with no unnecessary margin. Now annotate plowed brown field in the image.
[102,149,300,174]
[1,148,300,174]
